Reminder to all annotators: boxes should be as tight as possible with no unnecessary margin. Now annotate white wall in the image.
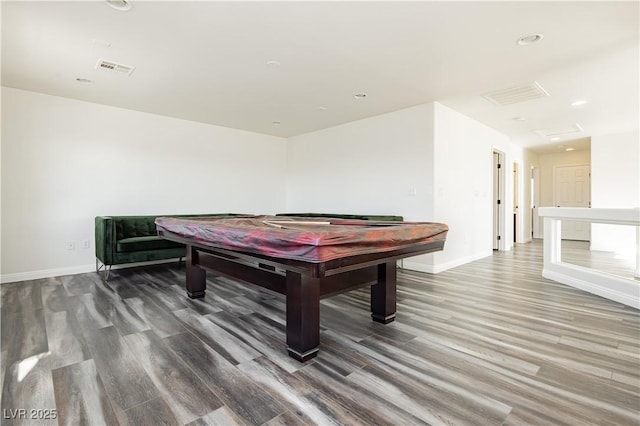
[286,103,435,220]
[429,103,510,271]
[591,130,640,252]
[1,87,287,281]
[0,88,530,281]
[287,101,510,273]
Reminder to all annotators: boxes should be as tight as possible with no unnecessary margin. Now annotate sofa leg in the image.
[179,257,184,265]
[96,260,111,281]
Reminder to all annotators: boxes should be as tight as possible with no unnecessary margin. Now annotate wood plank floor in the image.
[1,241,638,425]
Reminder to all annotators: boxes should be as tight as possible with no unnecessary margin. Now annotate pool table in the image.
[156,215,448,361]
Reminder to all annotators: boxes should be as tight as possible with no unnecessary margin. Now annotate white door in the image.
[554,164,591,241]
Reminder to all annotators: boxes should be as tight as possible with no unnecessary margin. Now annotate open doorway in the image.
[493,150,506,250]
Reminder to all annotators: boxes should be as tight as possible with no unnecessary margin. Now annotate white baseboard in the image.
[1,258,181,284]
[1,264,96,284]
[402,251,492,274]
[543,264,640,310]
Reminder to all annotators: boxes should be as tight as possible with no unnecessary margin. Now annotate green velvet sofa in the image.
[95,214,241,280]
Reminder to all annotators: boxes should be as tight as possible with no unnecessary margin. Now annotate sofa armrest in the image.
[95,216,115,265]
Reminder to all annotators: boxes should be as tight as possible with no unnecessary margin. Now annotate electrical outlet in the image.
[66,241,75,251]
[82,240,91,249]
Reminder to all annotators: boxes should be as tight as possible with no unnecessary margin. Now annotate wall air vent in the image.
[482,81,550,106]
[535,123,584,138]
[95,59,135,76]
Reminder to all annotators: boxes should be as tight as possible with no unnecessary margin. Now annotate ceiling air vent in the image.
[95,59,135,76]
[482,81,549,106]
[535,123,584,138]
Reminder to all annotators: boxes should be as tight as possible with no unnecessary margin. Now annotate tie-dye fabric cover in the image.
[155,215,448,263]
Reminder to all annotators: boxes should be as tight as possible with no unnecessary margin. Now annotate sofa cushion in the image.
[115,217,158,240]
[116,236,184,253]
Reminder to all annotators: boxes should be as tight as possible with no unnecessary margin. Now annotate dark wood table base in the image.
[171,239,444,361]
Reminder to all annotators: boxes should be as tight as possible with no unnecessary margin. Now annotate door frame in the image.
[531,166,541,239]
[493,149,506,251]
[513,161,519,243]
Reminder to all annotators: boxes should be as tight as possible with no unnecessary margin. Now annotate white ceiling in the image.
[2,1,638,151]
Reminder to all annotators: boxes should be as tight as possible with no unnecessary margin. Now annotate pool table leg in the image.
[371,261,397,324]
[185,245,206,299]
[286,272,320,362]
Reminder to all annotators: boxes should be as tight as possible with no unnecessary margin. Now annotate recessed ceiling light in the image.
[551,137,561,142]
[571,100,588,107]
[512,116,527,122]
[565,148,575,152]
[317,106,327,111]
[75,77,93,84]
[266,60,281,68]
[271,121,281,126]
[516,33,544,46]
[353,93,367,100]
[106,0,132,12]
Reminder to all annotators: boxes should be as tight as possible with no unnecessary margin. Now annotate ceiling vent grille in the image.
[535,123,584,138]
[482,81,549,106]
[95,59,135,76]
